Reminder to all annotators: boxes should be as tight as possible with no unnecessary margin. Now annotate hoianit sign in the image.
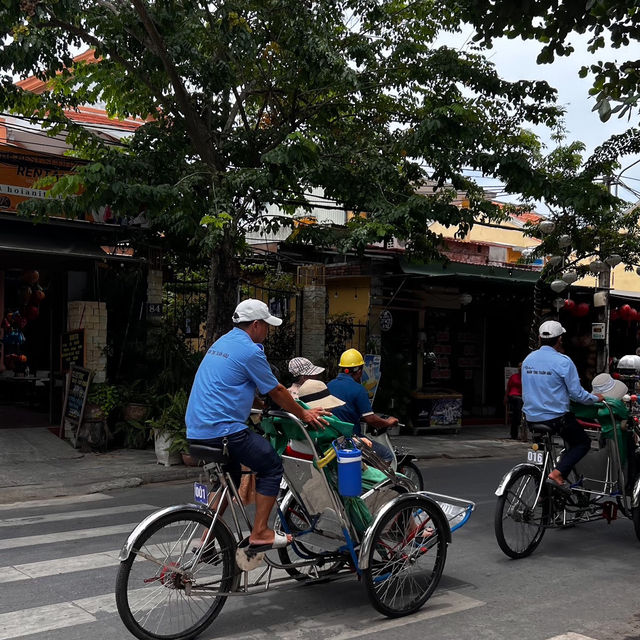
[0,145,79,213]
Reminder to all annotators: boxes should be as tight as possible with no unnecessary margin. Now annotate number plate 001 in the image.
[527,450,544,465]
[193,482,208,505]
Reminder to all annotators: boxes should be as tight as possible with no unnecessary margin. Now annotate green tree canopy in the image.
[0,0,611,341]
[457,0,640,123]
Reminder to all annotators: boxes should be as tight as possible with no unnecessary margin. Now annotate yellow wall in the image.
[327,276,370,324]
[428,220,540,249]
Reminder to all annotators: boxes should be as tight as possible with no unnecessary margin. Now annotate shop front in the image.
[0,216,142,428]
[372,260,539,427]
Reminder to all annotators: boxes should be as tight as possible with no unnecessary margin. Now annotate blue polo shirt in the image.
[522,345,598,422]
[185,328,279,439]
[327,373,374,436]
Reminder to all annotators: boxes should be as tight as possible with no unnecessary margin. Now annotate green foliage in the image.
[147,389,190,454]
[113,419,151,450]
[325,313,356,379]
[87,383,121,419]
[459,0,640,121]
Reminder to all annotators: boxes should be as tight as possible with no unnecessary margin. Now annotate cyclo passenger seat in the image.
[188,444,229,465]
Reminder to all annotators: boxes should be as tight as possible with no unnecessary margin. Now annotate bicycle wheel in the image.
[495,466,546,559]
[363,496,448,617]
[116,510,237,640]
[276,493,346,580]
[397,461,424,491]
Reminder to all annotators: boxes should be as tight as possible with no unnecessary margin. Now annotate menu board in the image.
[59,366,93,445]
[60,330,85,372]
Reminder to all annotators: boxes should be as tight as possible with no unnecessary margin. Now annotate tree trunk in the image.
[205,230,240,348]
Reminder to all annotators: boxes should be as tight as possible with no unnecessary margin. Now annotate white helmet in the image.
[618,354,640,373]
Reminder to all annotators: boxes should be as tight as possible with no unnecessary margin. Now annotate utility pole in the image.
[596,176,612,374]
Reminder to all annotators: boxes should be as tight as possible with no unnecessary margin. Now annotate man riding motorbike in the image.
[327,348,397,464]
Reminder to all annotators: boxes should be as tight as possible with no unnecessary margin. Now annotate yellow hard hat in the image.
[339,348,364,368]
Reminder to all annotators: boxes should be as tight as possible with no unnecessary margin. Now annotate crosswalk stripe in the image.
[219,589,484,640]
[0,601,96,640]
[0,586,483,640]
[0,493,113,512]
[0,549,121,583]
[0,504,154,528]
[0,523,136,550]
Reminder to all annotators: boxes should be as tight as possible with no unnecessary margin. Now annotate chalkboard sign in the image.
[60,330,85,372]
[59,366,93,445]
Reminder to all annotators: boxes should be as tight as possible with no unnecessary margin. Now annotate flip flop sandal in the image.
[244,530,291,553]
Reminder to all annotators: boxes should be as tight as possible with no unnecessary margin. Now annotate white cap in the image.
[539,320,566,339]
[592,373,628,399]
[288,357,325,377]
[232,299,282,326]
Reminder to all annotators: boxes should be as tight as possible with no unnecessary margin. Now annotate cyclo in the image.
[115,409,474,640]
[494,395,640,559]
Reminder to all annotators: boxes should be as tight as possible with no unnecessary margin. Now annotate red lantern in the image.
[629,308,639,323]
[574,302,590,317]
[563,299,576,312]
[21,270,39,286]
[30,290,45,304]
[620,304,632,320]
[24,305,39,321]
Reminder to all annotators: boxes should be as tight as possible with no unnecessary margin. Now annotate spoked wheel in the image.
[276,492,346,580]
[397,461,424,491]
[363,496,448,617]
[115,510,237,640]
[495,466,547,559]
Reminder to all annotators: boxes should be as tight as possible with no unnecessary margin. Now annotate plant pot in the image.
[154,431,182,467]
[181,452,200,467]
[123,402,151,422]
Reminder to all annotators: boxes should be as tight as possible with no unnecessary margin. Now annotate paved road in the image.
[1,457,639,640]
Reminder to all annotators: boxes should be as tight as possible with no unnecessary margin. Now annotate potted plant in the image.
[147,388,189,466]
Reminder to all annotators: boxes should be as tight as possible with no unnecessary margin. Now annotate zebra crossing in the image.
[0,491,604,640]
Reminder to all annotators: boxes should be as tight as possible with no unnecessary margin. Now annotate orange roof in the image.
[513,212,542,224]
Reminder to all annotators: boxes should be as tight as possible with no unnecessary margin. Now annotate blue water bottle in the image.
[333,440,362,497]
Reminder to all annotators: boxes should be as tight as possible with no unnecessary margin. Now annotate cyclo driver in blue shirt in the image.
[186,299,329,553]
[522,320,604,493]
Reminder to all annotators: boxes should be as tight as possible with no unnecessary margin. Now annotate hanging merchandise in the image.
[573,302,590,318]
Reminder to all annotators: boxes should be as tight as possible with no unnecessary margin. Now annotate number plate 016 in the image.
[527,450,544,465]
[194,482,208,505]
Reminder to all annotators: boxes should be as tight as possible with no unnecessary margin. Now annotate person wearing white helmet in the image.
[522,320,604,493]
[186,299,330,553]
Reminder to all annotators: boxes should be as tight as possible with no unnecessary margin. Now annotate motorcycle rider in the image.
[328,348,397,463]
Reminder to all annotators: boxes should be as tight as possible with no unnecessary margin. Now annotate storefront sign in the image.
[592,322,606,340]
[362,354,382,404]
[59,366,93,446]
[60,330,85,371]
[379,309,393,331]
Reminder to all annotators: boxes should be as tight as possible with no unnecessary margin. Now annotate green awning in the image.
[400,259,541,283]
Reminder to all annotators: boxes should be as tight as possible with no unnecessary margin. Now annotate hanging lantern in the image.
[564,299,576,312]
[588,260,607,273]
[550,279,568,293]
[561,270,578,284]
[547,255,563,267]
[558,234,572,248]
[539,220,556,234]
[574,302,590,317]
[605,254,622,267]
[628,308,639,323]
[620,304,632,320]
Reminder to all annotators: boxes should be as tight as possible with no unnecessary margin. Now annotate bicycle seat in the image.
[188,444,229,464]
[528,422,554,435]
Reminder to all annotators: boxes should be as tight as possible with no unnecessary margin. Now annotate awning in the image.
[400,259,541,284]
[0,226,140,262]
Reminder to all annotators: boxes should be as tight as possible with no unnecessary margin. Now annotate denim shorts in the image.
[188,428,283,497]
